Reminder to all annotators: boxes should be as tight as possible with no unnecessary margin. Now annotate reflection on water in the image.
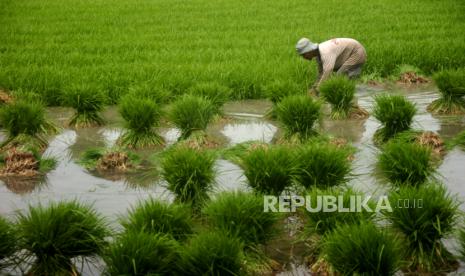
[221,120,277,145]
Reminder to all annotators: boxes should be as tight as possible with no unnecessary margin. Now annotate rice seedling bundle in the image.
[428,69,465,114]
[0,216,16,264]
[319,75,356,119]
[62,85,106,127]
[187,82,231,114]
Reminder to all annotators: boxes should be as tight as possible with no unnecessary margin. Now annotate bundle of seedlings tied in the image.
[393,130,446,159]
[118,94,164,148]
[187,82,232,115]
[79,147,140,172]
[264,80,305,118]
[62,84,106,128]
[395,64,429,84]
[0,216,17,269]
[427,69,465,114]
[372,94,417,144]
[276,95,321,140]
[0,147,56,177]
[384,183,459,273]
[319,75,369,120]
[16,200,110,275]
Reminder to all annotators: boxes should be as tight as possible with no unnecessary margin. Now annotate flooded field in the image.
[1,84,465,275]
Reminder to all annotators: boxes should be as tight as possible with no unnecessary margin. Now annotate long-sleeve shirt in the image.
[314,38,367,88]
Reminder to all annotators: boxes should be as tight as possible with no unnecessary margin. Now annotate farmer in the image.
[296,37,366,94]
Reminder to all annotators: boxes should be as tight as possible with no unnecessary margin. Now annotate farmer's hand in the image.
[308,87,319,97]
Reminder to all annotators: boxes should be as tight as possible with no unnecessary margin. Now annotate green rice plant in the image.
[161,146,216,207]
[180,230,244,276]
[373,94,417,143]
[304,187,375,235]
[0,100,50,149]
[319,75,356,119]
[384,183,459,271]
[378,140,434,186]
[458,227,465,262]
[202,191,281,247]
[264,80,303,105]
[448,130,465,150]
[62,85,106,128]
[169,94,216,139]
[295,142,352,189]
[240,145,297,195]
[323,222,402,276]
[16,200,110,275]
[127,82,171,104]
[275,95,321,139]
[121,198,193,240]
[104,231,181,276]
[428,69,465,114]
[187,82,231,114]
[118,94,164,148]
[0,216,16,265]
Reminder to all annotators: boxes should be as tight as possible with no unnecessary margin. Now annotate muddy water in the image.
[1,86,465,275]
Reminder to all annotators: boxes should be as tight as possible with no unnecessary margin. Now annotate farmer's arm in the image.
[315,55,335,89]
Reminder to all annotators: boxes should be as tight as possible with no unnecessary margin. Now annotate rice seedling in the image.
[161,146,216,207]
[394,64,429,84]
[240,145,297,195]
[449,129,465,150]
[16,200,110,275]
[121,198,193,240]
[187,82,231,114]
[79,147,140,172]
[62,85,106,128]
[295,142,352,189]
[0,100,51,149]
[180,230,244,276]
[428,69,465,114]
[458,227,465,262]
[393,130,446,158]
[104,231,181,276]
[0,216,16,266]
[319,75,356,119]
[118,94,164,148]
[372,94,417,143]
[384,183,459,272]
[304,187,375,235]
[127,82,171,104]
[323,222,402,276]
[378,140,434,186]
[275,95,321,139]
[202,191,281,247]
[263,80,304,105]
[168,94,216,139]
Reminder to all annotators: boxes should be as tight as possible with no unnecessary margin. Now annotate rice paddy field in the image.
[1,0,465,275]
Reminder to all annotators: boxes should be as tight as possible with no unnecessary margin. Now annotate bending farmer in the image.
[296,37,366,93]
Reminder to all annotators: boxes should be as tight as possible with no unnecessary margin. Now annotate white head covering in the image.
[296,38,318,55]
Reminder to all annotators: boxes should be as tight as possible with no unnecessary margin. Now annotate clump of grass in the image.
[378,140,434,186]
[187,82,231,114]
[118,94,164,148]
[276,95,321,139]
[319,75,356,119]
[0,100,51,149]
[62,86,106,128]
[127,82,171,104]
[0,216,16,265]
[104,231,181,276]
[240,145,297,195]
[304,187,375,235]
[323,222,402,276]
[169,94,216,139]
[121,198,193,240]
[202,191,281,247]
[373,94,417,143]
[428,69,465,114]
[161,146,216,207]
[180,230,244,276]
[295,142,352,189]
[384,183,459,272]
[17,200,110,275]
[449,130,465,150]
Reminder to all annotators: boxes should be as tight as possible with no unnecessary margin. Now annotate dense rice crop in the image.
[202,191,281,247]
[384,183,459,271]
[169,95,216,139]
[240,145,297,195]
[295,142,352,189]
[264,80,304,104]
[428,69,465,114]
[180,230,244,276]
[16,201,109,275]
[187,82,231,114]
[275,95,321,139]
[161,147,216,207]
[127,82,171,104]
[323,223,402,276]
[121,198,193,241]
[0,216,16,265]
[104,231,181,276]
[304,188,375,235]
[62,85,106,127]
[378,140,434,186]
[319,75,356,119]
[118,94,163,148]
[373,94,417,143]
